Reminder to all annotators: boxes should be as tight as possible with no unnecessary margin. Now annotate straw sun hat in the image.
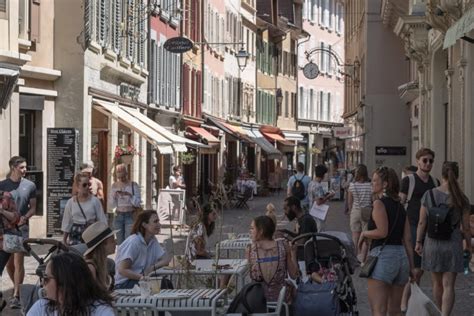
[82,222,119,257]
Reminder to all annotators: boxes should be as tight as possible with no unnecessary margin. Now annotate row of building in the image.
[343,0,474,198]
[0,0,346,237]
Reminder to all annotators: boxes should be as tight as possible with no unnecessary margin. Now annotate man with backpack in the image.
[287,162,312,211]
[399,148,439,313]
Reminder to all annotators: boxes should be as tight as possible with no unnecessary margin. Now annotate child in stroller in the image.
[292,232,359,316]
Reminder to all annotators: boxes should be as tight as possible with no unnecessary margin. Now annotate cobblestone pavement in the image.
[2,195,474,315]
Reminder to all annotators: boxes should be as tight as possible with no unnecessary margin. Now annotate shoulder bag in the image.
[68,200,94,245]
[3,227,25,253]
[359,204,401,278]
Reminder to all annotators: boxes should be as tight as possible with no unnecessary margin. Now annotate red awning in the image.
[187,126,220,144]
[262,132,294,146]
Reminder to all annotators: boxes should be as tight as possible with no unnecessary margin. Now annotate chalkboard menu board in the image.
[46,128,79,236]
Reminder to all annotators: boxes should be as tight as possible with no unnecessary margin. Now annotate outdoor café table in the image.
[152,259,249,292]
[115,288,227,316]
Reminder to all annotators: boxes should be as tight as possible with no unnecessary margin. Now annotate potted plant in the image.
[114,144,140,164]
[180,152,196,165]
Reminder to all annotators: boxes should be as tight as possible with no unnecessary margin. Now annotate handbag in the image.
[293,280,340,316]
[3,229,25,253]
[359,204,401,278]
[68,200,94,245]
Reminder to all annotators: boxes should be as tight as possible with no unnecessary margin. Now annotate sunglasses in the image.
[42,273,55,285]
[81,182,90,188]
[422,158,434,164]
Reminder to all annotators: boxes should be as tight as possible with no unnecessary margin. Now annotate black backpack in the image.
[291,175,306,200]
[227,282,267,314]
[427,189,456,240]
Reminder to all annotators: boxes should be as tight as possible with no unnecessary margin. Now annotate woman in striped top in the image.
[347,164,373,259]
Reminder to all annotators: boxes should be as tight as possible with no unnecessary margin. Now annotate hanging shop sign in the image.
[375,146,407,156]
[333,127,352,138]
[163,37,194,54]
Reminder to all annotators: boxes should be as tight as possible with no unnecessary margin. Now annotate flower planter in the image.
[120,154,133,164]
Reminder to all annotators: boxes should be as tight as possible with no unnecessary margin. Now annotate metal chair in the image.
[233,186,253,209]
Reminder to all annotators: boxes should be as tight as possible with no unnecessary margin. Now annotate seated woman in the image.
[247,216,299,302]
[114,210,171,289]
[185,204,218,261]
[82,222,118,291]
[27,252,114,316]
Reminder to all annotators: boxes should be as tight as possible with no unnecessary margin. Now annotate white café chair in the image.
[226,286,288,316]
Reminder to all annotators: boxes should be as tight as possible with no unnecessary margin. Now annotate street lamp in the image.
[236,48,250,71]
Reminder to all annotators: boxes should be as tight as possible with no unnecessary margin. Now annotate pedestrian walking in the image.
[347,164,372,261]
[0,156,37,309]
[415,161,471,316]
[80,161,105,201]
[287,162,311,211]
[109,164,142,244]
[115,210,171,289]
[247,216,298,302]
[308,164,334,231]
[399,148,439,311]
[61,173,107,246]
[26,252,115,316]
[0,191,20,312]
[358,166,415,316]
[82,222,118,291]
[185,204,218,261]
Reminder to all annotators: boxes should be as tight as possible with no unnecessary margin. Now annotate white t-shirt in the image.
[27,298,115,316]
[61,196,107,233]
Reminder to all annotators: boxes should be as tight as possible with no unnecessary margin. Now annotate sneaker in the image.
[9,296,21,309]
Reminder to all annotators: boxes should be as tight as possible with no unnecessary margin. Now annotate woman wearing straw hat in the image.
[82,222,118,291]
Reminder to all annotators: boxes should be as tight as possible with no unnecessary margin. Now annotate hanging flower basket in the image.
[297,146,306,155]
[180,152,196,165]
[114,145,140,164]
[311,147,322,155]
[120,154,133,164]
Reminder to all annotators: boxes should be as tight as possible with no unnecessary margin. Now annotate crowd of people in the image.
[0,149,472,316]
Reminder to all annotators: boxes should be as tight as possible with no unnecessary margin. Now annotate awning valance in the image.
[207,117,253,142]
[93,100,173,154]
[120,106,187,152]
[443,7,474,49]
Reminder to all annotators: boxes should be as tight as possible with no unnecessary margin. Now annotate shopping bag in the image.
[406,283,441,316]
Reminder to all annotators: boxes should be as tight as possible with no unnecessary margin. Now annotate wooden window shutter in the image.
[139,2,146,66]
[183,64,190,115]
[30,0,41,43]
[126,0,134,61]
[191,69,196,116]
[196,71,202,118]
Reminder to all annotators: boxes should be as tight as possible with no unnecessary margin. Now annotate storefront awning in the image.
[120,106,187,152]
[0,64,20,109]
[207,116,253,142]
[262,131,294,146]
[187,126,220,144]
[93,100,174,154]
[244,129,282,160]
[443,7,474,49]
[282,131,304,142]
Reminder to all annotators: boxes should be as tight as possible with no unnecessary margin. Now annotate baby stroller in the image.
[19,238,115,315]
[292,232,359,316]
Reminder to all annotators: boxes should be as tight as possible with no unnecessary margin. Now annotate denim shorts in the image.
[369,245,409,286]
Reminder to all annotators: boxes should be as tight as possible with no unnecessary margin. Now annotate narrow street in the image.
[3,195,474,315]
